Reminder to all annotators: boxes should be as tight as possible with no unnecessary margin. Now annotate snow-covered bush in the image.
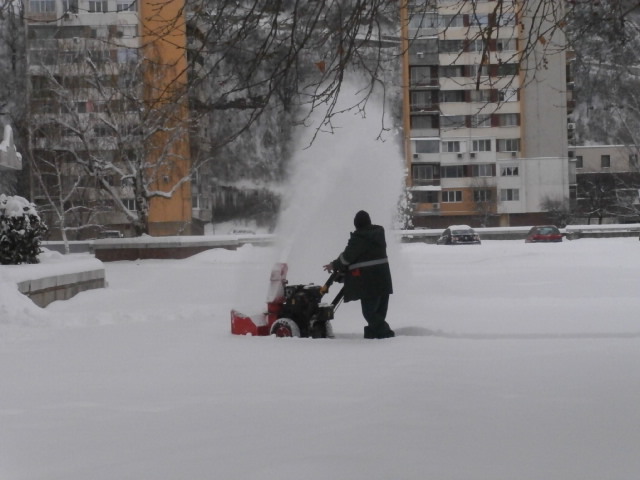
[0,194,48,265]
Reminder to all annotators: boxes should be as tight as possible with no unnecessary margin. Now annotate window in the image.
[472,139,491,152]
[471,39,487,53]
[441,166,465,178]
[501,166,519,176]
[62,0,78,12]
[410,66,432,86]
[411,91,434,110]
[498,113,519,127]
[469,14,489,26]
[440,90,465,103]
[469,65,490,79]
[440,65,464,77]
[415,139,439,154]
[497,138,520,152]
[411,116,438,130]
[442,190,463,202]
[575,155,583,169]
[412,164,438,181]
[500,189,520,201]
[471,114,491,128]
[122,198,136,211]
[29,0,56,12]
[411,165,433,180]
[117,0,136,11]
[440,40,465,53]
[412,190,439,203]
[469,89,491,102]
[119,25,138,38]
[441,115,466,129]
[409,12,439,29]
[601,155,611,168]
[117,47,138,63]
[441,14,464,27]
[474,189,492,202]
[472,164,493,177]
[442,141,461,153]
[496,38,517,51]
[497,63,519,76]
[499,88,518,102]
[93,125,110,137]
[89,0,108,12]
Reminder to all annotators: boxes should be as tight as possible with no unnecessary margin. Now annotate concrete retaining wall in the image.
[16,269,106,308]
[6,254,106,308]
[90,235,274,261]
[40,224,640,263]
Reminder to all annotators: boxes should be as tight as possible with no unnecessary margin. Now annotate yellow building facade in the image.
[140,0,192,235]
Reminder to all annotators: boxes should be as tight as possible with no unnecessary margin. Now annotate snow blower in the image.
[230,263,344,338]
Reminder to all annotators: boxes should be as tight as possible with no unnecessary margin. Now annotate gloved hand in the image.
[323,263,333,272]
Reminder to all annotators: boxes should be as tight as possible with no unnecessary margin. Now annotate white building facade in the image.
[402,0,574,227]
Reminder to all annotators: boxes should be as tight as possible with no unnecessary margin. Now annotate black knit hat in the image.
[354,210,372,230]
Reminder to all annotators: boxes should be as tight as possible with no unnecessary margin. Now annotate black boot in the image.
[375,329,395,339]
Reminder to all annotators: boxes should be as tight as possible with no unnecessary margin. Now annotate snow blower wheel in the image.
[270,318,301,337]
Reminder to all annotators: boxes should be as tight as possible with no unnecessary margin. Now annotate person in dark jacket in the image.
[324,210,395,339]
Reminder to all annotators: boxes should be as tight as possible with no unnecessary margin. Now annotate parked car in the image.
[98,230,124,239]
[436,225,481,245]
[525,225,563,243]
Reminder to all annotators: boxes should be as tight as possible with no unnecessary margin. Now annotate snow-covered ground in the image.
[2,237,640,480]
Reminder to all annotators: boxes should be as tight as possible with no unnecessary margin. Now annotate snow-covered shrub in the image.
[0,194,48,265]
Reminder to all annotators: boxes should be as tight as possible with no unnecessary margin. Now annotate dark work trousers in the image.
[360,294,393,337]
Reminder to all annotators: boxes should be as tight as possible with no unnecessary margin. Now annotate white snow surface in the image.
[1,238,640,480]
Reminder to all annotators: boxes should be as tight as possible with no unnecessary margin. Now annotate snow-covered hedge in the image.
[0,194,48,265]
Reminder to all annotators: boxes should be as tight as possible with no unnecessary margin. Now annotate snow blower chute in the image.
[230,263,344,338]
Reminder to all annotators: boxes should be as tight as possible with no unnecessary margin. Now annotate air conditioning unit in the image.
[417,51,424,58]
[511,151,517,157]
[567,123,576,130]
[413,153,418,159]
[432,203,440,209]
[457,153,463,159]
[470,152,476,158]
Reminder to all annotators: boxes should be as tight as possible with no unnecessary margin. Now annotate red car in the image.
[525,225,563,243]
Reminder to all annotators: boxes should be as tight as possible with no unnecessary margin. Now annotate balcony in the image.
[409,103,439,113]
[409,78,440,89]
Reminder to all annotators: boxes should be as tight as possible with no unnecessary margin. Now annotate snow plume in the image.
[274,78,405,283]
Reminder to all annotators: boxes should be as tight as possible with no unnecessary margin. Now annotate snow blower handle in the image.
[319,270,343,296]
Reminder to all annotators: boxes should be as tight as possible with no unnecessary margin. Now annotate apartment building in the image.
[401,0,574,228]
[25,0,191,237]
[571,144,640,223]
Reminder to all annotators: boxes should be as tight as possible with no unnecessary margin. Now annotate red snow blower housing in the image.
[230,263,344,338]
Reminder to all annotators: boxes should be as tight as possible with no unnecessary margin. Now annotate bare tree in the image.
[27,30,195,236]
[14,0,640,234]
[541,196,573,227]
[575,173,617,224]
[29,149,103,249]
